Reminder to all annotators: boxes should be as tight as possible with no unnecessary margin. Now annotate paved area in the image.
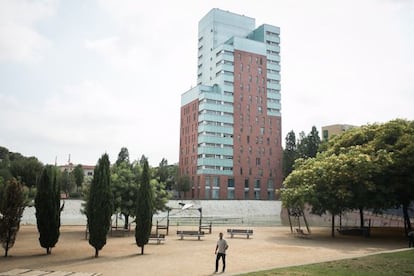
[0,268,100,276]
[0,225,409,276]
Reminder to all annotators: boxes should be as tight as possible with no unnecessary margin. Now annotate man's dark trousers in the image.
[216,253,226,272]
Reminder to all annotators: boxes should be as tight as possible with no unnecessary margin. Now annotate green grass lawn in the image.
[240,249,414,275]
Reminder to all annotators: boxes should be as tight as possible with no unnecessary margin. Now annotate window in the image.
[227,189,235,199]
[244,178,249,188]
[212,189,219,199]
[267,179,274,189]
[267,191,274,200]
[213,176,220,187]
[205,186,210,199]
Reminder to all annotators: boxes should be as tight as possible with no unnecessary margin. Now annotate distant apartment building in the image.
[179,9,282,200]
[321,124,357,141]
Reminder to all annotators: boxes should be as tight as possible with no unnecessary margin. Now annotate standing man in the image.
[215,232,229,273]
[408,231,414,248]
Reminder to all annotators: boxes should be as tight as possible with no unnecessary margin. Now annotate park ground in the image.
[0,225,410,276]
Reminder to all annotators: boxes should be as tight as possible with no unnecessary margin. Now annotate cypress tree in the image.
[35,166,62,254]
[135,159,153,255]
[0,178,26,257]
[87,153,113,257]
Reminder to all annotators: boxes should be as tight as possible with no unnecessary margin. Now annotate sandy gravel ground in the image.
[0,225,409,276]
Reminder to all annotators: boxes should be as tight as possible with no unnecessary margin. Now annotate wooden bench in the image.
[295,228,310,238]
[149,233,166,244]
[337,227,370,237]
[110,223,131,237]
[156,220,169,235]
[199,222,212,234]
[227,229,253,239]
[176,230,205,240]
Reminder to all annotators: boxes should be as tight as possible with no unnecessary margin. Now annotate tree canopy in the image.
[282,126,321,179]
[135,159,153,255]
[87,153,113,257]
[0,178,27,257]
[35,166,63,254]
[282,119,414,236]
[110,148,171,229]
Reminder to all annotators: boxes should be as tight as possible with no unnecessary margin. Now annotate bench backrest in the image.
[227,229,253,233]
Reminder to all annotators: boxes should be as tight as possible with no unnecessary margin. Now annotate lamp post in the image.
[198,207,202,232]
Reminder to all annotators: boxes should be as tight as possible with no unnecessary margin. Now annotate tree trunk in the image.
[4,242,9,257]
[359,207,364,228]
[331,214,335,238]
[402,202,412,235]
[123,213,129,229]
[5,229,10,257]
[95,248,99,258]
[141,246,144,255]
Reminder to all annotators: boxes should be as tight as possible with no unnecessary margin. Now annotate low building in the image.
[58,163,95,178]
[321,124,357,141]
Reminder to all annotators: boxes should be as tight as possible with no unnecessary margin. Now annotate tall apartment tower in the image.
[179,9,282,200]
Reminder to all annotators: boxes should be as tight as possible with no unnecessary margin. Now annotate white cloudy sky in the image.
[0,0,413,166]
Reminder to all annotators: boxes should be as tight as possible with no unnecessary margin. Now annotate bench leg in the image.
[247,234,249,239]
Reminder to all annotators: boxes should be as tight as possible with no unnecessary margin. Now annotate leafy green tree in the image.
[116,147,130,166]
[0,147,12,182]
[175,175,191,199]
[307,126,321,157]
[371,120,414,232]
[282,130,297,179]
[296,131,308,159]
[156,158,169,183]
[139,154,147,166]
[283,119,413,237]
[296,127,321,159]
[10,156,43,188]
[135,159,153,255]
[35,166,63,254]
[61,169,76,195]
[73,164,84,190]
[0,178,26,257]
[154,161,178,191]
[151,178,170,214]
[165,164,178,191]
[87,154,113,258]
[0,146,9,160]
[111,161,139,229]
[111,154,170,229]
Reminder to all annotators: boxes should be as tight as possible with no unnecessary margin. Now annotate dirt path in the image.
[0,225,409,275]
